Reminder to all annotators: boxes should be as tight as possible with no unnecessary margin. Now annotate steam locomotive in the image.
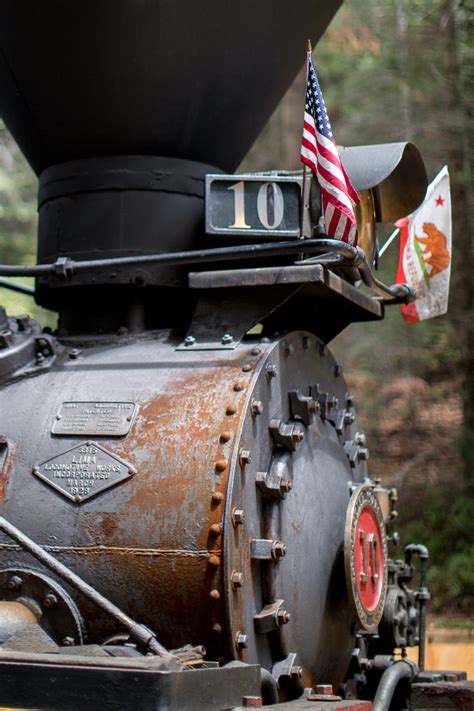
[0,2,468,710]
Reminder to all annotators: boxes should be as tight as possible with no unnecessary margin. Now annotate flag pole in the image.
[300,39,312,239]
[378,227,400,258]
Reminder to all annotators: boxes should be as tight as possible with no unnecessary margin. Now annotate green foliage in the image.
[0,121,56,326]
[401,490,474,612]
[0,121,37,264]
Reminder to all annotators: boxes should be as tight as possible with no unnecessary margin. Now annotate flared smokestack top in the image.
[0,0,341,174]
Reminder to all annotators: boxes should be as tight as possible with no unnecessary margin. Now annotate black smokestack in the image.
[0,1,342,327]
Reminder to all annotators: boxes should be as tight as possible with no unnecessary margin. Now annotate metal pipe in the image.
[0,279,35,296]
[224,661,279,706]
[405,544,430,671]
[0,238,358,278]
[372,659,418,711]
[297,245,415,303]
[0,516,174,661]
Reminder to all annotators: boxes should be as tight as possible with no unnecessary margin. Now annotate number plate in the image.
[205,174,302,238]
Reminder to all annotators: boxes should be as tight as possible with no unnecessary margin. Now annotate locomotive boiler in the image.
[0,2,465,710]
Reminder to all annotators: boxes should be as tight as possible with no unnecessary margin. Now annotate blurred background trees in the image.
[0,0,472,614]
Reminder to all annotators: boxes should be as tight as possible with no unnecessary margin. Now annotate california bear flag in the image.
[395,166,452,322]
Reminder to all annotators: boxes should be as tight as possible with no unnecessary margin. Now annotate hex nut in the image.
[291,665,304,679]
[265,364,278,380]
[315,685,333,695]
[231,571,244,589]
[280,480,293,493]
[277,609,291,625]
[235,631,248,649]
[232,508,245,526]
[239,449,252,466]
[272,541,287,559]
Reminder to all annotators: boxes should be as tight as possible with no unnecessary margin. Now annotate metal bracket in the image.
[289,389,319,426]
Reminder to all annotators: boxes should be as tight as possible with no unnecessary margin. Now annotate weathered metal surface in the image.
[411,680,474,710]
[223,332,366,689]
[187,267,383,345]
[0,330,366,689]
[0,653,261,710]
[0,568,84,645]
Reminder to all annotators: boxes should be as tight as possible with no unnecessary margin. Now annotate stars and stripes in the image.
[300,54,359,245]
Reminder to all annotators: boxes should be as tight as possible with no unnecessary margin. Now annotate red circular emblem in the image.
[344,485,388,631]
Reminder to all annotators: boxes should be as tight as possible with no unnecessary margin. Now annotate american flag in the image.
[300,54,359,245]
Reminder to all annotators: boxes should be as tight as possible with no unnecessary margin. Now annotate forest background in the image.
[0,0,472,617]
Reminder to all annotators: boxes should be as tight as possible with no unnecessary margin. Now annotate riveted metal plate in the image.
[52,401,137,436]
[33,442,136,503]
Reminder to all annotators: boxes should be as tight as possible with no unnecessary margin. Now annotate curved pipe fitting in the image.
[224,661,279,706]
[372,659,419,711]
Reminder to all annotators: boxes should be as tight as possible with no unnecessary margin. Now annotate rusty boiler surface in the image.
[0,332,269,656]
[0,330,365,687]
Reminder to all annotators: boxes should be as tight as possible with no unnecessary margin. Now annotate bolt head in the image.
[61,636,75,647]
[7,575,23,592]
[265,364,278,380]
[345,393,356,407]
[184,335,196,346]
[250,399,263,416]
[221,333,234,344]
[43,593,58,609]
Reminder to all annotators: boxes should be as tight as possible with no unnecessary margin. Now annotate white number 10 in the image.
[227,181,284,230]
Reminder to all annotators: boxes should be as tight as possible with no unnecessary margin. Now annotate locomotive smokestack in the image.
[0,1,342,327]
[0,1,341,173]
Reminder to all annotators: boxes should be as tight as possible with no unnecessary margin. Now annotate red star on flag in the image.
[435,195,445,206]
